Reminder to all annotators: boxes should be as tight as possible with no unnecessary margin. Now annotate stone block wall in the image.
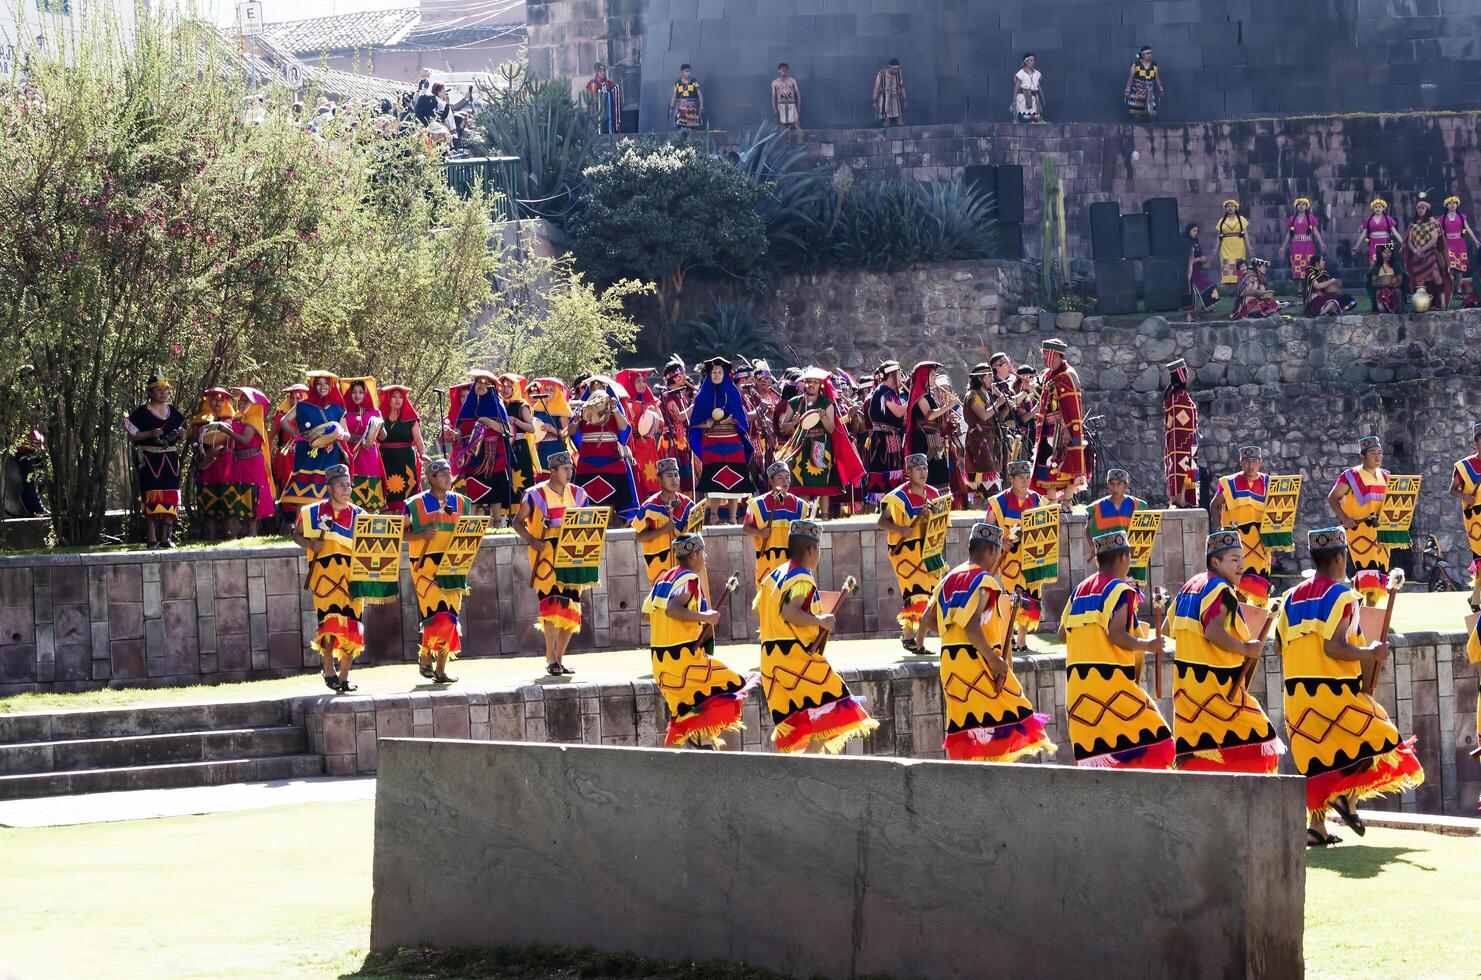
[0,509,1207,694]
[305,630,1479,815]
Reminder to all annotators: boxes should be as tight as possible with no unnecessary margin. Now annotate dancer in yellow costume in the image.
[631,457,698,586]
[404,457,470,685]
[877,452,945,652]
[291,464,365,693]
[1216,199,1249,285]
[742,462,807,589]
[915,522,1056,762]
[1276,527,1423,846]
[511,451,589,676]
[755,519,878,753]
[1446,421,1481,612]
[1210,445,1272,605]
[1326,435,1391,605]
[1060,531,1174,769]
[642,533,758,747]
[985,459,1048,648]
[1168,530,1283,773]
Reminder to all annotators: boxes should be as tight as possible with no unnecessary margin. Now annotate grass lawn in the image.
[1,591,1470,717]
[0,801,1476,978]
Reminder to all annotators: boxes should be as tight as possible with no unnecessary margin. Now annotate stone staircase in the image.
[0,700,323,800]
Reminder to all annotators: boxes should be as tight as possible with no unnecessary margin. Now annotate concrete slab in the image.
[1358,808,1481,838]
[0,774,374,828]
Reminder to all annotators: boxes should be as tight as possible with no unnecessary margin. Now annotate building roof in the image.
[252,34,412,102]
[262,7,419,55]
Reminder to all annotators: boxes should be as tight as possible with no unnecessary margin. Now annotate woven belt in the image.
[234,448,262,461]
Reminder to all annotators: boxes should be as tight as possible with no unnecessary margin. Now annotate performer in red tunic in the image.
[658,357,696,494]
[1031,338,1086,500]
[1162,358,1199,508]
[615,367,664,499]
[271,384,307,522]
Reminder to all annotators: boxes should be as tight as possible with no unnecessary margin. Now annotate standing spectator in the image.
[414,82,442,126]
[669,64,704,130]
[1012,54,1044,122]
[8,423,46,517]
[772,63,801,131]
[190,387,235,540]
[872,58,906,126]
[124,373,186,549]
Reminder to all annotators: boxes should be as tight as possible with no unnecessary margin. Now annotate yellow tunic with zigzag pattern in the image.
[642,566,748,746]
[297,499,366,663]
[881,483,944,630]
[406,490,471,659]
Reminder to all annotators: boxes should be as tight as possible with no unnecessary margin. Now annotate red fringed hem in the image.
[896,595,930,629]
[1177,739,1283,774]
[419,612,462,660]
[1468,556,1481,576]
[1079,737,1176,770]
[1306,737,1425,819]
[536,597,582,634]
[773,698,879,754]
[664,694,746,747]
[944,713,1057,763]
[311,615,364,663]
[1352,569,1387,594]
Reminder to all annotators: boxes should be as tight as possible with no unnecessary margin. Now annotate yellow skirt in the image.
[889,539,943,630]
[761,638,877,753]
[651,639,751,747]
[1172,660,1281,773]
[1066,663,1174,767]
[940,645,1056,762]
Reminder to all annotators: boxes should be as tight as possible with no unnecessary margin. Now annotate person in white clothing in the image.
[1012,54,1045,122]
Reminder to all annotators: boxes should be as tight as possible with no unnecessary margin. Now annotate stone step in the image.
[0,726,308,776]
[0,754,325,800]
[0,699,295,745]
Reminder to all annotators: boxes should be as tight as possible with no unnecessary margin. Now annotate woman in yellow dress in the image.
[1060,531,1174,769]
[404,458,471,684]
[642,534,757,747]
[1276,527,1423,845]
[1446,422,1481,612]
[916,523,1056,762]
[1216,199,1249,285]
[511,451,590,676]
[1326,435,1391,605]
[985,460,1049,647]
[1168,530,1282,773]
[291,464,366,693]
[755,519,878,753]
[877,453,946,651]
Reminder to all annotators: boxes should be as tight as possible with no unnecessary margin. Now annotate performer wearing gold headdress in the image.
[1169,530,1282,773]
[405,458,471,685]
[292,464,366,693]
[1326,436,1391,606]
[1447,421,1481,613]
[512,451,590,676]
[755,520,878,753]
[220,387,276,537]
[1216,199,1249,285]
[916,522,1056,762]
[643,533,757,747]
[743,462,808,589]
[1060,531,1174,769]
[877,453,945,651]
[632,457,698,586]
[986,460,1048,647]
[1277,527,1423,845]
[1211,445,1272,606]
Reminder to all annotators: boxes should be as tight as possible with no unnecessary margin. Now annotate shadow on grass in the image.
[346,944,896,980]
[1307,843,1436,879]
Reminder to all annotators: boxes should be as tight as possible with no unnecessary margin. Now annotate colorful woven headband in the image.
[1293,197,1310,208]
[904,453,929,470]
[1309,526,1348,553]
[1222,199,1240,209]
[1239,445,1263,462]
[656,457,680,476]
[1094,530,1131,556]
[1006,460,1032,478]
[1106,468,1130,483]
[1165,358,1187,372]
[766,461,790,479]
[547,451,574,469]
[789,520,822,543]
[1206,530,1241,557]
[1370,198,1388,209]
[1358,436,1382,454]
[424,457,452,478]
[325,464,351,482]
[1445,196,1461,208]
[970,522,1003,549]
[1041,338,1068,354]
[672,534,704,559]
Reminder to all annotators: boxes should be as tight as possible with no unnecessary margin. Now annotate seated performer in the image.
[404,458,471,685]
[642,533,757,747]
[291,464,365,693]
[915,522,1056,763]
[1304,257,1358,316]
[1367,242,1409,314]
[1082,468,1144,576]
[986,460,1048,648]
[1449,422,1481,612]
[511,451,590,676]
[1169,530,1283,773]
[1277,527,1424,846]
[1060,531,1175,769]
[1211,446,1273,606]
[632,457,698,586]
[1229,259,1280,320]
[1327,436,1391,606]
[877,453,945,652]
[755,520,878,753]
[743,461,808,589]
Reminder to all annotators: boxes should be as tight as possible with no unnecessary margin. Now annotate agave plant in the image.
[678,299,788,364]
[823,178,998,271]
[721,121,831,269]
[474,62,596,223]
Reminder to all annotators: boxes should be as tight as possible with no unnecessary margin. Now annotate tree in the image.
[566,140,768,351]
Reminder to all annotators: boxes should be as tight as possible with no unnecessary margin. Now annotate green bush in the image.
[822,179,998,271]
[678,299,788,364]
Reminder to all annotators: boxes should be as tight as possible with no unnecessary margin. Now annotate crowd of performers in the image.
[1185,194,1481,320]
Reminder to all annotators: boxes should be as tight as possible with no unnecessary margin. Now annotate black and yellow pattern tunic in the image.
[642,566,752,747]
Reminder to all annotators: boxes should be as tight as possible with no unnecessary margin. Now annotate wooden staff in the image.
[806,575,859,658]
[990,589,1026,693]
[1237,598,1284,694]
[1148,586,1169,698]
[1362,568,1406,695]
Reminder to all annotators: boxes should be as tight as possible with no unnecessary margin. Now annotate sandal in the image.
[433,672,458,685]
[559,663,576,675]
[547,662,564,676]
[323,674,340,692]
[900,637,921,653]
[418,663,436,679]
[1331,797,1366,837]
[1305,828,1331,848]
[337,679,357,693]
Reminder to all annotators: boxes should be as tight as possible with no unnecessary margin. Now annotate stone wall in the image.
[369,740,1306,976]
[304,629,1479,815]
[0,509,1207,694]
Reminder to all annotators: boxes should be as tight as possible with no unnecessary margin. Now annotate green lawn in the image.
[0,801,1475,978]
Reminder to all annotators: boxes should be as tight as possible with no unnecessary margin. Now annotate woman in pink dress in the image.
[190,387,235,540]
[1441,196,1480,288]
[1355,198,1399,264]
[1280,197,1326,283]
[219,387,276,536]
[340,377,386,511]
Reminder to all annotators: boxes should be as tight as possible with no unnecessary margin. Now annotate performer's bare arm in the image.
[1208,489,1226,529]
[1448,470,1466,502]
[1107,602,1162,654]
[1322,610,1388,664]
[510,497,547,551]
[818,403,836,434]
[664,580,720,625]
[876,503,917,538]
[1205,600,1263,660]
[780,592,834,632]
